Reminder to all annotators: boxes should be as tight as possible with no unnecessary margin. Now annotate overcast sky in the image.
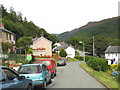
[1,0,119,34]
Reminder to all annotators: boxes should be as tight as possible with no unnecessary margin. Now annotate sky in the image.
[1,0,119,34]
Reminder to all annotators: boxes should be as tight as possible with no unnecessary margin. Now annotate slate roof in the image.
[105,46,120,53]
[32,36,52,44]
[54,44,69,51]
[0,27,15,35]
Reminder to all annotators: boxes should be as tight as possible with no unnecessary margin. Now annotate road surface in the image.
[48,62,107,89]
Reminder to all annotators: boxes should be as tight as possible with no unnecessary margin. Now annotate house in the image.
[65,45,75,58]
[105,46,120,64]
[31,35,52,57]
[0,23,16,53]
[54,43,75,58]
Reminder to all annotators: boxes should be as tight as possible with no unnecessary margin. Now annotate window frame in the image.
[2,67,19,81]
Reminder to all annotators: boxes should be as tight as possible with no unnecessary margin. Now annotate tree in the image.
[59,48,67,57]
[66,36,80,48]
[94,35,109,57]
[2,42,13,53]
[17,36,32,54]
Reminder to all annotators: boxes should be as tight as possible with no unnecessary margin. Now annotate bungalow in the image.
[31,35,52,57]
[105,46,120,64]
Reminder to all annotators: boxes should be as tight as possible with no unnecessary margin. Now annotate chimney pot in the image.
[0,23,4,29]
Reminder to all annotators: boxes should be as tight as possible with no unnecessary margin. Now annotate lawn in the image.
[80,62,118,89]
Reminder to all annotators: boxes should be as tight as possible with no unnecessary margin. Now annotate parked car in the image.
[36,59,57,78]
[18,64,52,88]
[57,59,67,66]
[0,66,34,90]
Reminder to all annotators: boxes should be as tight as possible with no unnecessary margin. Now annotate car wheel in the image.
[27,85,33,90]
[43,80,47,88]
[54,73,57,77]
[51,73,54,79]
[48,78,52,84]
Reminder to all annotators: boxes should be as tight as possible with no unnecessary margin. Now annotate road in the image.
[47,62,107,89]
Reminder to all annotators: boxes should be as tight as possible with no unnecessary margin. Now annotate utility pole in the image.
[79,41,85,62]
[93,36,95,57]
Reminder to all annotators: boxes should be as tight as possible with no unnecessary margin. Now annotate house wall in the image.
[65,47,75,58]
[2,31,15,44]
[105,53,120,64]
[32,38,52,56]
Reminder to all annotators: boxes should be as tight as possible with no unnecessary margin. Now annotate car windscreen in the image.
[18,65,41,74]
[39,61,50,66]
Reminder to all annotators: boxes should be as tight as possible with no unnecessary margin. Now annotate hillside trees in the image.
[0,5,59,49]
[17,36,33,54]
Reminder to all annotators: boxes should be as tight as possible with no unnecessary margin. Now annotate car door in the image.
[2,67,27,89]
[42,65,50,83]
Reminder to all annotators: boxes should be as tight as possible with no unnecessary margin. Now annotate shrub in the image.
[74,56,83,61]
[59,48,67,57]
[87,57,109,72]
[87,58,101,71]
[110,64,118,70]
[85,55,93,62]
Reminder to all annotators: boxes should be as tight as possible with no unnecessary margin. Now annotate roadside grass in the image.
[67,58,80,62]
[80,62,118,89]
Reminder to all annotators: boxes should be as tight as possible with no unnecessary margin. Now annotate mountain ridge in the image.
[57,17,118,41]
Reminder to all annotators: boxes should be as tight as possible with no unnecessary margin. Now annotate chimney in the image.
[0,23,4,29]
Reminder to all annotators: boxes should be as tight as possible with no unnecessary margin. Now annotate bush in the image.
[87,57,109,72]
[87,59,101,71]
[74,56,83,61]
[85,55,93,62]
[110,64,118,70]
[59,48,67,57]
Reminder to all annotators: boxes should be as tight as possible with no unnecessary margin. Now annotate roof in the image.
[105,46,120,53]
[21,64,42,66]
[32,36,52,44]
[54,44,68,51]
[0,27,15,35]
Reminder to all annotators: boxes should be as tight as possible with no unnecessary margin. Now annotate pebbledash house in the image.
[31,35,52,57]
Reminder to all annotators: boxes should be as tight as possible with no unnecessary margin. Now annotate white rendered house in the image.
[105,46,120,64]
[65,46,75,58]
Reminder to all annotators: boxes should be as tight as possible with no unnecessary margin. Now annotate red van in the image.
[36,59,57,78]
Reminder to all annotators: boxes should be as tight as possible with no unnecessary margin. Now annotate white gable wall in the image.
[105,53,120,64]
[65,46,75,58]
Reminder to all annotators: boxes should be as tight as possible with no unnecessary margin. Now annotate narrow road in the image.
[48,62,107,89]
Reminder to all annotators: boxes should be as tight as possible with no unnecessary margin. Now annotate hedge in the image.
[86,55,109,72]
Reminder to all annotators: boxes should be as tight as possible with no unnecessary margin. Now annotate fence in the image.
[0,53,27,66]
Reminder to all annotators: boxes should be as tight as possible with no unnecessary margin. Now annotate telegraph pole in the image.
[93,36,95,57]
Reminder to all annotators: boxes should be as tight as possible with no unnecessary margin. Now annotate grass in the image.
[80,63,118,89]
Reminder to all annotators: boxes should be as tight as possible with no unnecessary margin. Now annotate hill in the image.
[58,17,118,41]
[1,5,58,43]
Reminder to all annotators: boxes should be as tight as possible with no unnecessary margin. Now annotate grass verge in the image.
[80,62,118,89]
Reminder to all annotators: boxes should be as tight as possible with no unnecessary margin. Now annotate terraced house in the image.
[0,23,16,53]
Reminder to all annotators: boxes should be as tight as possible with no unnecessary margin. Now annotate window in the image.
[18,65,41,74]
[0,31,2,38]
[40,61,50,66]
[9,34,11,40]
[0,71,6,82]
[2,68,18,80]
[6,33,9,40]
[42,65,48,71]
